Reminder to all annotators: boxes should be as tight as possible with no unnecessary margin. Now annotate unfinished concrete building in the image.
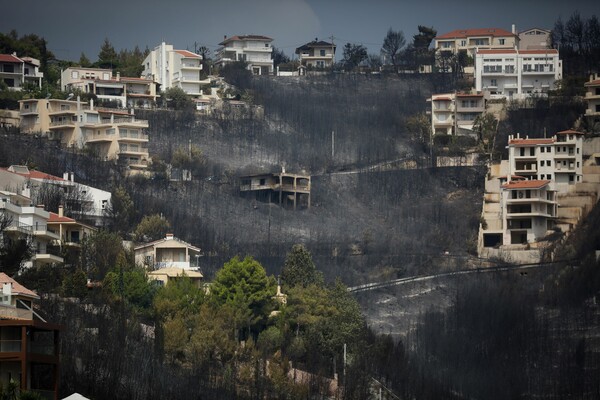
[239,172,311,210]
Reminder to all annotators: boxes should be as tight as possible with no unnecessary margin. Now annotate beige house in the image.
[295,39,336,69]
[435,27,517,56]
[428,92,488,136]
[585,73,600,131]
[215,35,273,75]
[240,171,311,210]
[0,54,43,91]
[61,67,159,108]
[142,43,204,96]
[518,28,551,50]
[134,234,202,270]
[19,98,150,174]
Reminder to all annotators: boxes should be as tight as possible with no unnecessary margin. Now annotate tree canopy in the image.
[342,43,368,71]
[281,244,323,288]
[381,28,406,71]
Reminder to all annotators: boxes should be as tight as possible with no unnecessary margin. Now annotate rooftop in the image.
[0,273,39,300]
[436,28,515,40]
[502,179,551,190]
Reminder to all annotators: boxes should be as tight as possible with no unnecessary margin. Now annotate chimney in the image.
[116,72,120,81]
[512,24,516,34]
[58,205,64,217]
[166,233,174,240]
[224,35,227,40]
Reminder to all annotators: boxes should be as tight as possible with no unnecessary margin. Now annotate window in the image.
[320,49,326,56]
[490,79,497,87]
[540,160,544,166]
[460,40,466,46]
[547,174,552,180]
[547,160,551,166]
[540,147,544,153]
[103,73,110,80]
[71,71,79,79]
[3,78,15,87]
[499,39,505,45]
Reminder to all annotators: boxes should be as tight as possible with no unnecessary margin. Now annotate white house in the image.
[0,54,43,91]
[428,92,488,136]
[134,234,202,270]
[142,43,204,96]
[475,49,562,100]
[215,35,273,75]
[0,190,63,268]
[0,165,112,226]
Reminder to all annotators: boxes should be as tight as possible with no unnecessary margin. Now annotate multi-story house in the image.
[295,39,336,68]
[148,267,203,288]
[61,67,159,108]
[428,92,488,136]
[518,28,551,50]
[18,98,150,174]
[0,54,43,91]
[507,130,584,189]
[434,27,517,57]
[142,43,204,96]
[0,273,61,399]
[474,49,562,99]
[239,171,311,210]
[585,73,600,131]
[0,191,63,268]
[134,234,202,271]
[0,166,111,227]
[47,206,96,266]
[499,178,557,245]
[215,35,273,75]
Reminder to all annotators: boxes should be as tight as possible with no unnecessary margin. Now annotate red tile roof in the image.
[433,96,452,101]
[174,50,201,59]
[436,28,515,40]
[0,54,23,63]
[48,212,75,223]
[585,79,600,87]
[502,179,551,190]
[0,273,39,300]
[508,138,554,145]
[2,167,65,182]
[556,129,584,135]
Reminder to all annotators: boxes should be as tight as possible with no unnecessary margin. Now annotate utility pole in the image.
[331,130,335,159]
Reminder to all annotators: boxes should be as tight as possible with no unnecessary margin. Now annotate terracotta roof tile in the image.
[0,273,39,299]
[585,79,600,86]
[436,28,515,40]
[502,179,551,190]
[0,54,23,63]
[174,50,201,59]
[508,138,554,145]
[48,212,75,223]
[556,129,584,135]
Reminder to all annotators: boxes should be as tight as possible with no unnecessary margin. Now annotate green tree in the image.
[79,52,92,67]
[381,28,406,71]
[280,244,323,288]
[134,214,170,243]
[105,186,135,236]
[61,268,88,299]
[342,43,367,71]
[473,112,499,157]
[163,87,194,110]
[211,256,276,336]
[97,38,118,69]
[80,230,127,281]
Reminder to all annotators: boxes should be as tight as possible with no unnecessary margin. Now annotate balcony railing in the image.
[0,305,33,321]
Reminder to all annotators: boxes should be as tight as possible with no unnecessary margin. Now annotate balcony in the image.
[585,91,600,100]
[32,252,63,265]
[119,131,149,142]
[155,261,192,269]
[522,66,555,74]
[49,120,75,128]
[0,305,33,320]
[33,225,60,241]
[118,148,148,157]
[433,118,453,126]
[85,133,115,143]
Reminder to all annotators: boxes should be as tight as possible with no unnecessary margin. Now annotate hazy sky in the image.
[2,0,598,62]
